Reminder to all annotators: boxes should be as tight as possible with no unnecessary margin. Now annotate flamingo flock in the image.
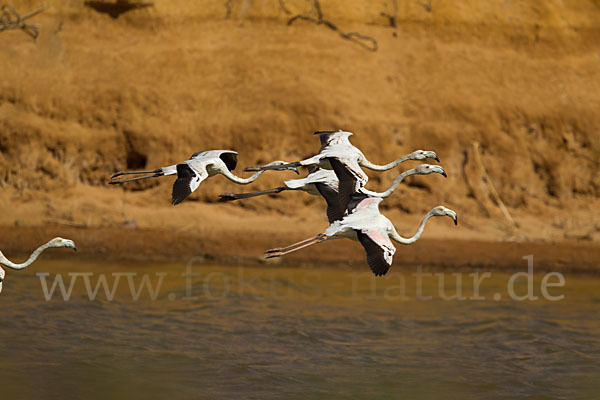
[111,129,457,276]
[0,129,457,294]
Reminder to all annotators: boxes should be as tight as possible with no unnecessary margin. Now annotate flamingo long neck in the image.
[0,241,53,270]
[221,169,263,184]
[360,169,413,198]
[389,210,435,245]
[360,154,413,171]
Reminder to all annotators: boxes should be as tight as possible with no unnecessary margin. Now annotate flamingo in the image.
[109,150,298,205]
[0,237,77,294]
[264,195,457,276]
[220,163,446,223]
[244,130,439,218]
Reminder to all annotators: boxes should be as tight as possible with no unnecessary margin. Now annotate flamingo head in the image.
[48,237,78,251]
[431,206,458,225]
[410,150,440,162]
[413,164,447,178]
[0,266,4,294]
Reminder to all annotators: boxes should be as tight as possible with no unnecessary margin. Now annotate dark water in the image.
[1,259,599,399]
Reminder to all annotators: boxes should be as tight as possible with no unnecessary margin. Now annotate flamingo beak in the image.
[441,171,447,178]
[435,156,440,162]
[73,247,78,252]
[454,216,458,225]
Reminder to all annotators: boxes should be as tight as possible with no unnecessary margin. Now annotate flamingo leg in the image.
[265,234,339,258]
[265,234,324,253]
[109,172,164,184]
[244,162,301,172]
[111,169,163,179]
[219,187,288,202]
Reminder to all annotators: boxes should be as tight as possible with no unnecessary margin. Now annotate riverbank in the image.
[1,218,598,274]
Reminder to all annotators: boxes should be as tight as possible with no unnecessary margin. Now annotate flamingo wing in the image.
[328,157,361,221]
[315,182,344,223]
[356,228,395,276]
[219,152,238,171]
[171,164,206,205]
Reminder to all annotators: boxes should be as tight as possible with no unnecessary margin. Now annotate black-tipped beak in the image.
[442,171,447,178]
[73,247,78,252]
[435,156,440,162]
[454,217,458,226]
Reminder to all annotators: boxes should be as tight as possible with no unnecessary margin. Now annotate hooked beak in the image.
[441,171,447,178]
[291,167,300,175]
[435,156,440,162]
[73,247,78,252]
[453,216,458,225]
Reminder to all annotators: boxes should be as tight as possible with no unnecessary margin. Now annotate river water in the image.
[0,259,599,399]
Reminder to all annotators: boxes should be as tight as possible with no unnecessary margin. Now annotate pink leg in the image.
[264,234,340,258]
[265,234,324,253]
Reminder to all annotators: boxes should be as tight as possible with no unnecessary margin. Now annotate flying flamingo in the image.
[220,163,446,222]
[244,130,440,218]
[0,237,77,294]
[109,150,298,205]
[264,195,457,276]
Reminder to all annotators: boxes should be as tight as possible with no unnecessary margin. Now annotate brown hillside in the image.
[0,0,599,266]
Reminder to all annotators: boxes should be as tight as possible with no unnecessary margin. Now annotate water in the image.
[1,259,599,399]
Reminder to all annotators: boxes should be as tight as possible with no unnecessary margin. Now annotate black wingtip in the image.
[171,195,187,206]
[313,130,337,135]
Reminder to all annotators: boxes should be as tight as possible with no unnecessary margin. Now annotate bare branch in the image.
[287,0,378,52]
[0,3,49,39]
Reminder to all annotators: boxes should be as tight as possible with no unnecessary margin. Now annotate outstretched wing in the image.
[346,193,371,214]
[315,182,343,223]
[356,229,395,276]
[172,164,204,205]
[219,152,238,171]
[328,157,366,220]
[314,131,338,149]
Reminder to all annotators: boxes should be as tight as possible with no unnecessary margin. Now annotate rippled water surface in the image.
[1,259,599,399]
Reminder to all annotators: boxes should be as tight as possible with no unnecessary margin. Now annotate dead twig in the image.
[277,0,291,15]
[380,0,398,28]
[287,0,377,52]
[0,3,49,39]
[417,0,432,13]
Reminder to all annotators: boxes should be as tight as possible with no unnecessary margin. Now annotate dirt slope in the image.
[0,0,599,265]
